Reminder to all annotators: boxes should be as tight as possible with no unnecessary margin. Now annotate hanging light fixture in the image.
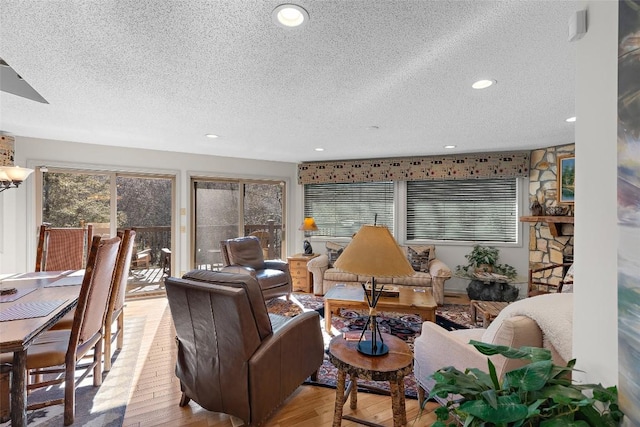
[0,165,34,192]
[0,134,34,192]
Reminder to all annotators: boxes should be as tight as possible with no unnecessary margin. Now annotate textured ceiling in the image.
[0,0,579,163]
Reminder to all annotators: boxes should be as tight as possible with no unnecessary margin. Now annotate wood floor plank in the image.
[117,296,440,426]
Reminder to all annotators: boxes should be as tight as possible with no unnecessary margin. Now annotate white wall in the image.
[0,136,301,275]
[574,0,619,386]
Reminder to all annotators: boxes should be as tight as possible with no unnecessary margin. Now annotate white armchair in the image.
[414,293,572,404]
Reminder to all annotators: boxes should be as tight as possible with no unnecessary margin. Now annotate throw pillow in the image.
[407,246,431,272]
[326,241,346,267]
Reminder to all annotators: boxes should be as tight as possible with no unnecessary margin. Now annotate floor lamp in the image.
[334,224,414,356]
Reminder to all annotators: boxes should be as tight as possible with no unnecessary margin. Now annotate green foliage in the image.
[43,172,110,226]
[455,245,518,279]
[427,341,624,427]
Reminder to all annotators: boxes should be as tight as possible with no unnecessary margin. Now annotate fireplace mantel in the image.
[519,215,574,237]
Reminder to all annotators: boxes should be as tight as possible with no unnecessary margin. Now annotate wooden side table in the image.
[287,253,318,293]
[328,332,413,427]
[470,300,510,327]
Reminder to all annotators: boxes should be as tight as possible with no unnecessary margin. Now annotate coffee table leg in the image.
[333,369,346,427]
[324,300,332,333]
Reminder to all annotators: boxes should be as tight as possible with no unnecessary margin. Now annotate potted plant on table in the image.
[456,245,517,280]
[427,341,623,427]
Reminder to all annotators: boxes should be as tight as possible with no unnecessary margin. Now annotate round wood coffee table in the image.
[328,332,413,427]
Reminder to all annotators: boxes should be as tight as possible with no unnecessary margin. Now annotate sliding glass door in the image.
[37,168,174,293]
[192,178,285,269]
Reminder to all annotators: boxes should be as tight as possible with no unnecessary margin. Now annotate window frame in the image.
[304,178,525,247]
[402,178,520,244]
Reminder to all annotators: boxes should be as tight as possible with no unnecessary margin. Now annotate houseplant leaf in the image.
[471,341,552,362]
[503,360,554,392]
[459,394,529,423]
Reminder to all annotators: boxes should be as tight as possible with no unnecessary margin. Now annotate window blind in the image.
[304,182,394,237]
[407,179,517,243]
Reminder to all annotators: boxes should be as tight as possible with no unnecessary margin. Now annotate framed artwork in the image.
[557,155,575,204]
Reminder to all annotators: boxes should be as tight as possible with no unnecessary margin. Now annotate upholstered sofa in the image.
[306,242,452,304]
[413,293,572,404]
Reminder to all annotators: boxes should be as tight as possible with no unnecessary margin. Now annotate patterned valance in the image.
[298,151,530,184]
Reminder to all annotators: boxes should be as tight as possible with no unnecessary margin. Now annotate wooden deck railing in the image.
[121,221,284,270]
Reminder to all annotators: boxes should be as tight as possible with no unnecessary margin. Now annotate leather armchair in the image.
[165,270,324,427]
[220,236,292,300]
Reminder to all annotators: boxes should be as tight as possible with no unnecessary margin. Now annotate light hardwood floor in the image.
[119,297,442,427]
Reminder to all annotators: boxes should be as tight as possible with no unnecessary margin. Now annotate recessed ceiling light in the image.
[314,148,324,152]
[472,79,496,89]
[444,145,457,149]
[205,134,219,139]
[565,116,577,122]
[273,4,309,28]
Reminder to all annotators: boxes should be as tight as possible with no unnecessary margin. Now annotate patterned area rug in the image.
[266,293,474,400]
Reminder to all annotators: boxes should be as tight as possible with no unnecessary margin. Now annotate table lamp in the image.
[299,217,318,255]
[334,224,413,356]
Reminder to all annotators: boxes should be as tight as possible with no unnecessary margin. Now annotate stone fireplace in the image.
[527,144,575,285]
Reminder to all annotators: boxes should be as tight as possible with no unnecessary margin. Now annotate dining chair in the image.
[35,224,93,272]
[103,229,135,371]
[48,230,136,371]
[0,235,121,426]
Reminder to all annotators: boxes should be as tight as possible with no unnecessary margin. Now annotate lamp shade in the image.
[1,165,34,182]
[334,224,413,278]
[299,217,318,231]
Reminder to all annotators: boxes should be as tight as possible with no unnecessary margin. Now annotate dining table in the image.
[0,270,84,427]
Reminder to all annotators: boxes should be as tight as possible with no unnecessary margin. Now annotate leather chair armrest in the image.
[221,265,257,278]
[264,260,290,272]
[248,311,324,404]
[252,312,324,372]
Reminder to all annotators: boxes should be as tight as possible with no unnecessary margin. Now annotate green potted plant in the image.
[456,245,517,280]
[427,341,623,427]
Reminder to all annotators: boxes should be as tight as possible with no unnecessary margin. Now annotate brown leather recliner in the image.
[165,270,324,427]
[220,236,292,300]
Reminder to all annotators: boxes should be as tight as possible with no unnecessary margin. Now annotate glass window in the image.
[406,178,517,243]
[304,182,394,237]
[193,179,285,268]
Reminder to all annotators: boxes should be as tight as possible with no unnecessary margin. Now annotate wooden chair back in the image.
[35,224,93,272]
[108,229,136,318]
[70,235,121,349]
[527,262,573,297]
[103,229,135,371]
